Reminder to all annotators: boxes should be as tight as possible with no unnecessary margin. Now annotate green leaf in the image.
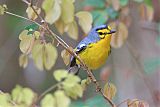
[19,30,28,40]
[22,88,36,106]
[63,74,81,88]
[0,92,11,107]
[119,0,129,6]
[64,84,83,99]
[25,24,39,32]
[83,0,105,8]
[54,90,71,107]
[53,69,68,81]
[41,94,55,107]
[76,11,93,34]
[61,0,74,24]
[144,0,152,7]
[26,6,41,20]
[105,7,118,19]
[11,85,23,103]
[43,0,61,24]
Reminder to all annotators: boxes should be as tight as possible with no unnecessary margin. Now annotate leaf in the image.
[25,23,39,32]
[63,74,81,88]
[32,42,58,70]
[61,0,74,24]
[119,0,129,6]
[26,6,41,20]
[83,0,105,8]
[64,84,83,99]
[11,85,23,103]
[19,30,28,40]
[110,22,128,48]
[19,54,28,68]
[32,42,44,70]
[0,5,5,15]
[111,0,120,11]
[0,92,11,106]
[61,49,71,65]
[19,34,35,54]
[42,0,61,24]
[81,78,91,91]
[65,21,78,40]
[139,3,154,21]
[55,19,66,34]
[103,82,117,100]
[22,88,36,106]
[43,43,58,70]
[127,99,149,107]
[54,90,71,107]
[53,69,68,81]
[41,94,55,107]
[33,31,40,39]
[76,11,93,34]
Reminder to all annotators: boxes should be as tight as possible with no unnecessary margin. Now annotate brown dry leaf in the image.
[76,11,93,34]
[103,82,117,100]
[19,54,28,68]
[110,22,128,48]
[65,21,78,40]
[139,3,154,21]
[61,49,71,66]
[26,6,41,20]
[111,0,120,11]
[127,99,149,107]
[55,19,66,34]
[61,0,74,24]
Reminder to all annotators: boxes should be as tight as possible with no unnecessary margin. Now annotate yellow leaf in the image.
[76,11,93,34]
[33,31,40,39]
[110,22,128,48]
[139,3,154,21]
[61,49,71,65]
[19,54,28,68]
[19,35,35,54]
[65,21,78,40]
[55,19,65,34]
[61,0,74,24]
[54,90,70,107]
[53,69,68,81]
[19,30,28,40]
[103,82,117,100]
[43,0,61,24]
[127,99,149,107]
[26,6,41,20]
[43,43,58,70]
[32,42,44,70]
[111,0,120,11]
[41,94,55,107]
[0,5,5,15]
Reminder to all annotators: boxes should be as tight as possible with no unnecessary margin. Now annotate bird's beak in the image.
[107,29,116,34]
[110,29,116,34]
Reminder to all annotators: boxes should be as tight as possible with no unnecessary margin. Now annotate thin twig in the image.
[117,99,129,107]
[37,82,61,102]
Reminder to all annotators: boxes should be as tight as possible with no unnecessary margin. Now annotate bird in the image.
[69,24,116,74]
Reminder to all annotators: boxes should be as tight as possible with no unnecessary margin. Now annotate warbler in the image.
[69,25,116,73]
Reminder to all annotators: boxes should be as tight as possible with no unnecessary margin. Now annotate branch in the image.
[4,1,116,106]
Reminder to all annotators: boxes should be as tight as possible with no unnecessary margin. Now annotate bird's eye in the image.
[98,32,103,35]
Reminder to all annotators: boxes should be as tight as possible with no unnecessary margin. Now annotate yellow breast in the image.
[77,35,111,70]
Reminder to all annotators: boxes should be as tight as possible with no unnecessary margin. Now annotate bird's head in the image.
[93,25,116,39]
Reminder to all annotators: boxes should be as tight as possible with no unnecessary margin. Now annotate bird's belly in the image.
[78,43,110,70]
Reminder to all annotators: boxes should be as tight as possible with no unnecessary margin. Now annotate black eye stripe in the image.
[98,32,108,35]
